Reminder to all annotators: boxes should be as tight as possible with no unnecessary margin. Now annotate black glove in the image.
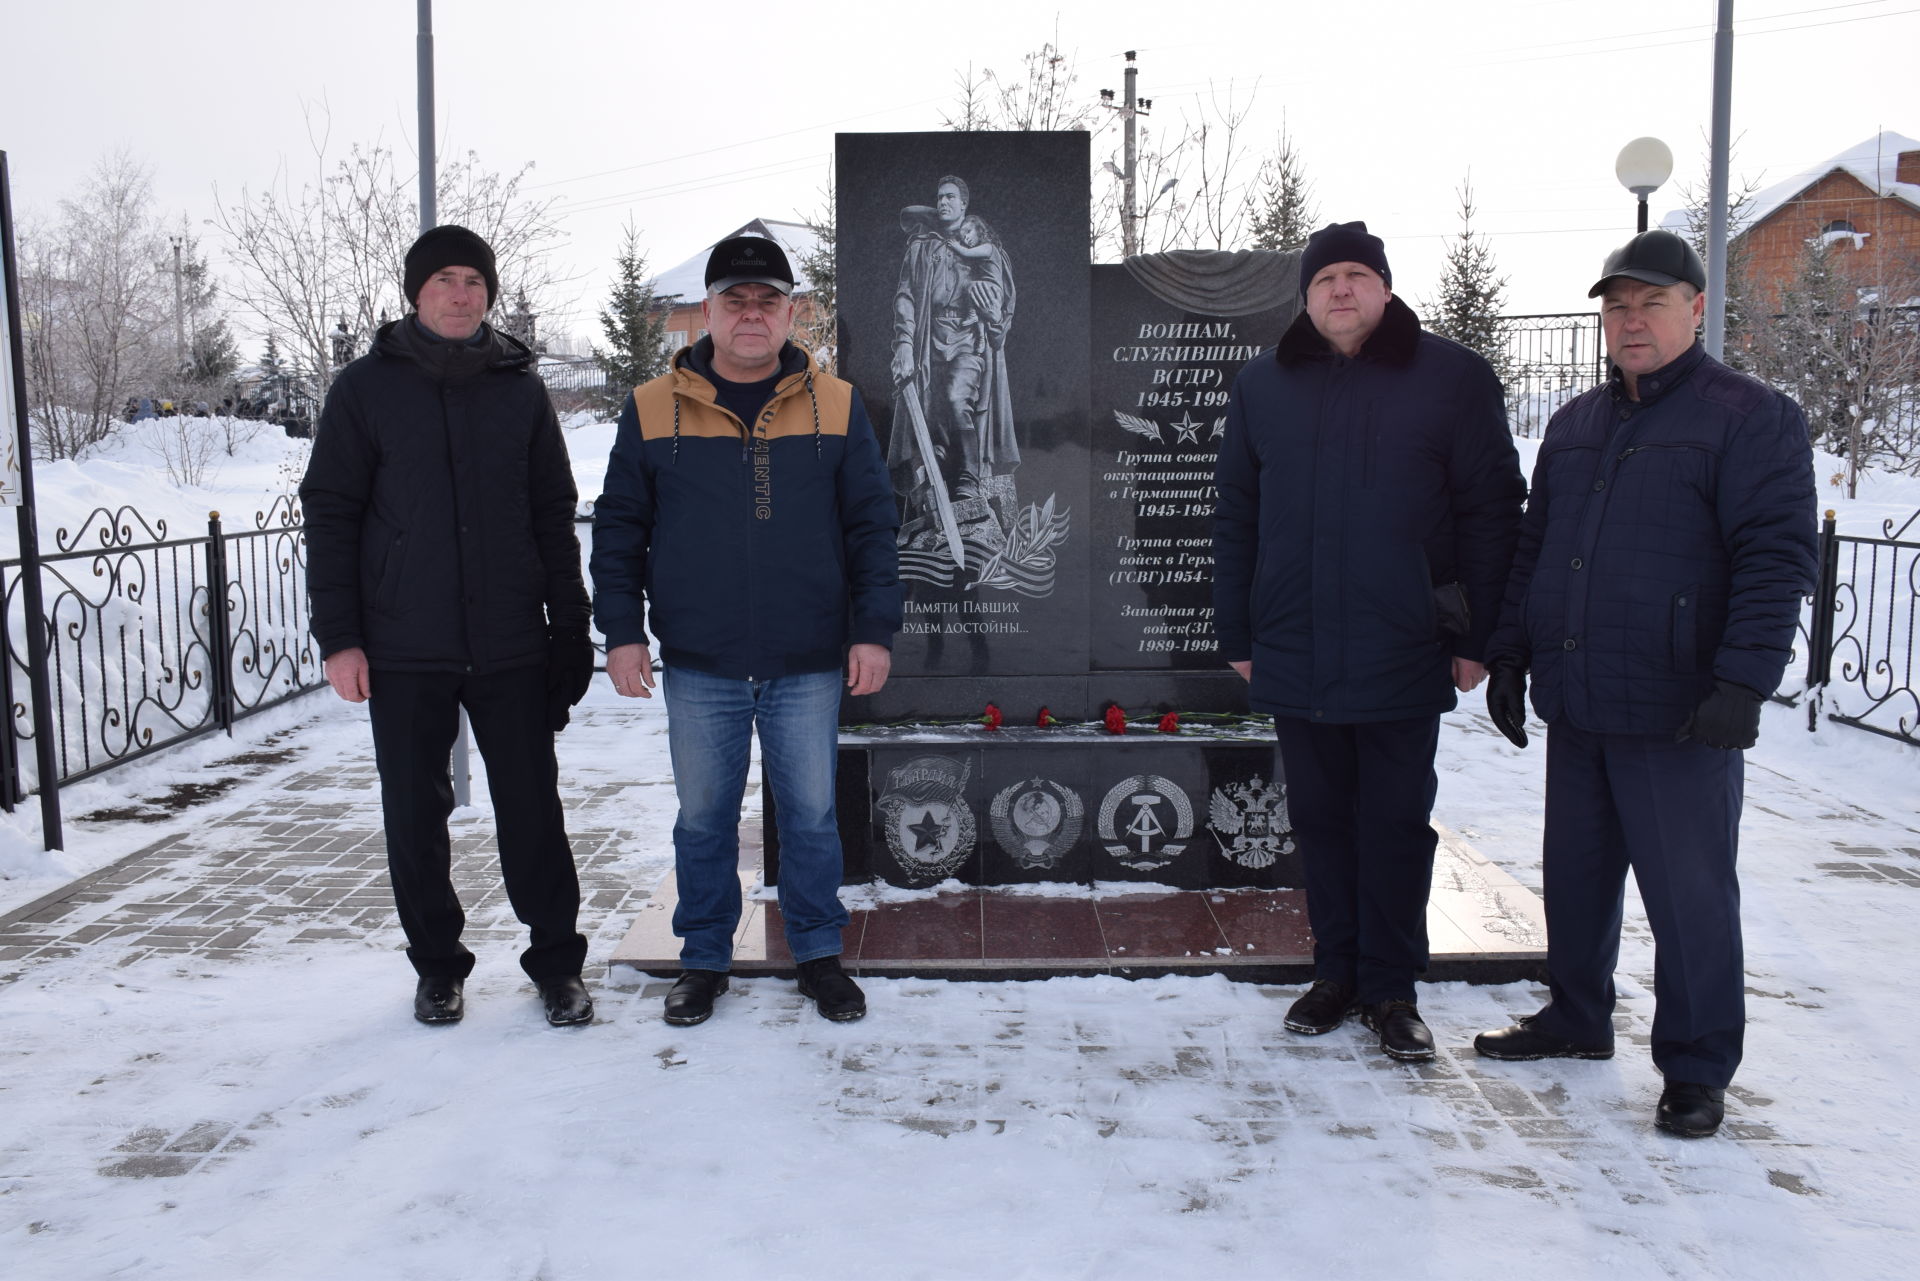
[1676,680,1764,750]
[1485,662,1529,749]
[545,626,596,732]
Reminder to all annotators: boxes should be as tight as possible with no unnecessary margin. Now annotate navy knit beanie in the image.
[404,225,499,308]
[1299,221,1392,294]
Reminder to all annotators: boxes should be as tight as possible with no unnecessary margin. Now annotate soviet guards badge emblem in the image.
[877,755,976,883]
[989,776,1084,870]
[1207,775,1293,868]
[1096,774,1194,872]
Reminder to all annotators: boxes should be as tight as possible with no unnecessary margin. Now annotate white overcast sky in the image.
[4,0,1915,344]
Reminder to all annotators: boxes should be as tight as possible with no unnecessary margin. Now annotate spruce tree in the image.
[1424,178,1512,389]
[591,223,670,415]
[1247,127,1317,252]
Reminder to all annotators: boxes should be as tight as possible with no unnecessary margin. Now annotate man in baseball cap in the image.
[1476,228,1817,1139]
[704,234,796,295]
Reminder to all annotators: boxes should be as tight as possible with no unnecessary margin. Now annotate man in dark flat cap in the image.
[1475,229,1817,1138]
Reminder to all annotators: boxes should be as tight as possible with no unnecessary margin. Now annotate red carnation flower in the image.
[982,703,1002,730]
[1104,705,1127,735]
[1157,712,1180,734]
[1035,706,1056,728]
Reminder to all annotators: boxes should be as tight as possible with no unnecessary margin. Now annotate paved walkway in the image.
[1,693,1916,1278]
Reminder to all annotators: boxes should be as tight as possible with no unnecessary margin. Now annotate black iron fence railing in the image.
[1780,508,1920,747]
[0,497,323,839]
[1503,312,1605,438]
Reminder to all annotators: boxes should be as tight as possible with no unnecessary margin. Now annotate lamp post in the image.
[1615,137,1673,235]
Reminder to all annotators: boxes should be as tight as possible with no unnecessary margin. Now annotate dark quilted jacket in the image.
[301,318,590,674]
[1484,342,1817,734]
[1212,297,1525,723]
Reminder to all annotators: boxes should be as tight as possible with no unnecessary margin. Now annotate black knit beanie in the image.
[1299,221,1392,294]
[404,225,499,308]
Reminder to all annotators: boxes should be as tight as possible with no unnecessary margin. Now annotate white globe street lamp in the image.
[1615,137,1674,234]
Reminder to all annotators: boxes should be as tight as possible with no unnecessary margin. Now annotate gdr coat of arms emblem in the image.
[1096,774,1193,872]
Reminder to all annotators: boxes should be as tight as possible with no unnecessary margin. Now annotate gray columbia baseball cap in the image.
[705,236,795,296]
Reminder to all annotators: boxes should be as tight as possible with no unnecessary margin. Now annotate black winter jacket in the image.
[1212,297,1525,722]
[590,339,901,680]
[301,318,590,673]
[1484,342,1817,735]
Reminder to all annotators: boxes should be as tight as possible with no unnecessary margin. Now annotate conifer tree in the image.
[1424,178,1512,389]
[591,223,669,415]
[1247,126,1317,252]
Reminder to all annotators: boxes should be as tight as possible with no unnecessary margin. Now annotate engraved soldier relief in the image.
[888,173,1068,596]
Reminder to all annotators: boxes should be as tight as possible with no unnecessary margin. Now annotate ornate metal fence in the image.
[0,497,321,819]
[1503,312,1605,437]
[1783,508,1920,746]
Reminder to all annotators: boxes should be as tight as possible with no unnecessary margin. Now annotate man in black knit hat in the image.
[301,225,598,1028]
[1212,221,1524,1061]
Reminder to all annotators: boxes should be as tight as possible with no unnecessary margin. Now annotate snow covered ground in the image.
[0,416,1915,1279]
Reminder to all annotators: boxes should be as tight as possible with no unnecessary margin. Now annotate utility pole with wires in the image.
[1100,51,1153,258]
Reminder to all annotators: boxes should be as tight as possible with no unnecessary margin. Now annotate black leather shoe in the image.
[1359,999,1436,1061]
[1283,979,1357,1035]
[537,975,594,1027]
[1474,1014,1613,1061]
[796,956,866,1022]
[414,976,464,1025]
[664,969,729,1026]
[1656,1081,1726,1138]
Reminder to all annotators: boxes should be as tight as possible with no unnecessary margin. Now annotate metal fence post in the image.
[1805,510,1838,731]
[205,511,235,733]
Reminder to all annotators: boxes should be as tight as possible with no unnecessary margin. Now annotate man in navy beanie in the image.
[301,225,597,1029]
[1213,221,1524,1061]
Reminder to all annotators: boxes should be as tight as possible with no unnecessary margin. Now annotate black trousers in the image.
[1273,714,1441,1004]
[366,666,586,982]
[1532,722,1746,1087]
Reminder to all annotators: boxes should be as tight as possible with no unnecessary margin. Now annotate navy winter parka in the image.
[301,318,590,673]
[1484,342,1817,735]
[589,338,902,680]
[1212,297,1526,723]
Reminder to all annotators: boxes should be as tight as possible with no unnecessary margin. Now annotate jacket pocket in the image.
[1433,581,1471,637]
[374,531,409,614]
[1671,585,1698,674]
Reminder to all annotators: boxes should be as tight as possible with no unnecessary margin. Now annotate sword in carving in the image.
[896,377,967,569]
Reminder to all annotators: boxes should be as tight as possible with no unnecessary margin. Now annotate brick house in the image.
[1727,131,1920,308]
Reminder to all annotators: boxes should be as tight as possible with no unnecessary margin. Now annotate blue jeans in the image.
[663,665,849,971]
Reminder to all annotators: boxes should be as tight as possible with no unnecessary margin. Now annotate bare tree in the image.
[16,152,175,459]
[213,107,569,407]
[1752,236,1920,489]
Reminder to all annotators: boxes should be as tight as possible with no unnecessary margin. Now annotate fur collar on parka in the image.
[1274,293,1423,368]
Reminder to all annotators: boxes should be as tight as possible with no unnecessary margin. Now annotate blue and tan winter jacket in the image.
[1484,342,1817,735]
[590,338,902,680]
[1211,297,1525,723]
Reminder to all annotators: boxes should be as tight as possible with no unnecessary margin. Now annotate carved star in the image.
[1171,412,1203,444]
[907,809,948,852]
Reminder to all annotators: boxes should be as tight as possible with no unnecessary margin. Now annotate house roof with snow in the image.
[1662,131,1920,236]
[648,218,824,305]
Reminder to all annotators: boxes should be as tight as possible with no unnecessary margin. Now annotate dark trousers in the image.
[1533,722,1745,1087]
[1273,715,1441,1003]
[366,666,586,982]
